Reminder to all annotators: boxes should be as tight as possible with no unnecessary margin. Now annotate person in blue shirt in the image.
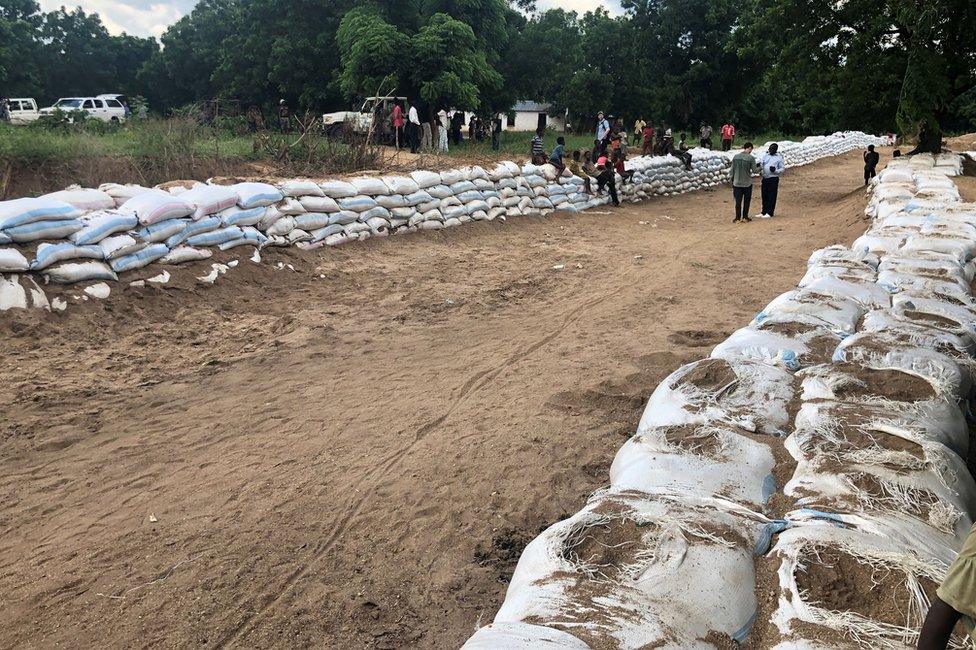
[759,142,785,218]
[549,136,567,173]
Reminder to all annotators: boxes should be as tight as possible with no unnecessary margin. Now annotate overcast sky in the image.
[38,0,623,39]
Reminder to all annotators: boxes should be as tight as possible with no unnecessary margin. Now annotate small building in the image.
[510,101,565,132]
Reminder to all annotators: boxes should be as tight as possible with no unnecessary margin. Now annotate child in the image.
[549,136,567,174]
[613,149,635,184]
[595,153,620,206]
[567,150,592,194]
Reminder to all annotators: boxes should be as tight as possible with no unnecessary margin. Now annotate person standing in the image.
[633,117,645,146]
[918,524,976,650]
[277,99,290,133]
[642,122,655,155]
[530,128,547,165]
[407,102,421,153]
[421,115,433,151]
[721,121,736,151]
[437,116,449,152]
[392,102,405,150]
[759,142,785,218]
[491,113,502,151]
[863,144,880,185]
[731,142,759,223]
[699,122,713,149]
[451,110,463,145]
[595,111,610,156]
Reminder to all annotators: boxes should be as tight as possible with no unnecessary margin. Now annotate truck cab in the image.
[323,96,408,141]
[7,98,40,124]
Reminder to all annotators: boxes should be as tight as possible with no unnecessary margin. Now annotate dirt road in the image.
[0,148,879,648]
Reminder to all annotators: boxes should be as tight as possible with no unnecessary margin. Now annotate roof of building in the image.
[513,101,552,113]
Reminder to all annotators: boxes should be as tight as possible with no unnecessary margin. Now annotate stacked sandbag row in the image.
[617,132,887,202]
[0,131,886,311]
[744,157,976,648]
[463,154,974,649]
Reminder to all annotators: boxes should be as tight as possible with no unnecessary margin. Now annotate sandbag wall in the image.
[464,152,976,649]
[0,132,885,311]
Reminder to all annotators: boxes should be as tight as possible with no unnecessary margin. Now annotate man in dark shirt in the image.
[863,145,881,185]
[530,128,546,165]
[277,99,290,133]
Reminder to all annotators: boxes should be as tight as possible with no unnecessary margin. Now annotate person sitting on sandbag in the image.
[918,525,976,649]
[549,136,567,174]
[567,150,593,194]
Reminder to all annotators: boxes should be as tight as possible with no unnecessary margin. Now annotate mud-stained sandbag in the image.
[44,261,118,284]
[0,248,30,272]
[160,246,213,265]
[110,243,170,273]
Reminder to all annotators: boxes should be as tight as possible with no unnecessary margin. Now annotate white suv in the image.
[40,96,127,122]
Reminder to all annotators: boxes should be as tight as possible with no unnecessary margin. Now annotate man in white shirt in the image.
[407,103,421,153]
[595,111,610,155]
[759,142,785,218]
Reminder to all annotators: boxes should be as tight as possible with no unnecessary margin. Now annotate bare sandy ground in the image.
[0,148,882,649]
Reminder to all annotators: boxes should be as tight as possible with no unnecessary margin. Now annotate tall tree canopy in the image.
[2,0,974,138]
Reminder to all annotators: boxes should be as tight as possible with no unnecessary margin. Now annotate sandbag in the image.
[165,216,222,248]
[110,243,170,273]
[318,180,358,199]
[4,219,83,243]
[31,242,102,271]
[233,182,284,208]
[120,192,195,225]
[179,184,240,220]
[0,248,30,272]
[185,226,244,247]
[99,235,146,260]
[220,205,267,227]
[134,218,190,243]
[299,196,341,213]
[70,211,138,245]
[0,197,82,229]
[349,177,391,196]
[279,179,324,197]
[44,261,118,284]
[160,246,213,265]
[42,187,115,211]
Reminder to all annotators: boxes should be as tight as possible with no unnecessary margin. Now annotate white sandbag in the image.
[494,490,783,649]
[360,206,392,221]
[366,216,390,234]
[44,261,118,284]
[179,184,240,220]
[110,243,170,273]
[404,190,434,207]
[338,195,378,212]
[318,180,358,199]
[382,176,420,195]
[462,622,589,650]
[611,423,776,508]
[410,170,441,189]
[277,197,306,215]
[311,224,345,241]
[329,211,359,226]
[229,182,282,209]
[349,177,391,196]
[31,242,102,271]
[279,179,324,197]
[220,205,267,227]
[712,324,841,371]
[427,185,454,200]
[218,227,268,250]
[298,195,340,213]
[165,216,222,248]
[160,246,212,265]
[98,183,157,207]
[266,216,296,237]
[440,169,464,186]
[0,248,30,272]
[134,218,190,243]
[638,357,796,436]
[185,226,244,247]
[0,197,82,229]
[376,194,408,210]
[70,211,138,245]
[3,219,83,243]
[293,213,331,231]
[99,235,146,260]
[120,192,195,225]
[42,187,115,211]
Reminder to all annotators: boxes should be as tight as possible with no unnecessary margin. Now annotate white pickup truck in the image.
[39,96,128,123]
[323,96,407,141]
[6,98,40,124]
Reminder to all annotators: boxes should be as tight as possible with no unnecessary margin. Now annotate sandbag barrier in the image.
[463,151,976,649]
[0,132,886,312]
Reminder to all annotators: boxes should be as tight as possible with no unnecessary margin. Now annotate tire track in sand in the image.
[211,290,616,648]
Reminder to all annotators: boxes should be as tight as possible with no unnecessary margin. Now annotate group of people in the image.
[529,110,894,224]
[389,101,502,154]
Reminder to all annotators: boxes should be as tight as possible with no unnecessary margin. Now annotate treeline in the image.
[1,0,974,137]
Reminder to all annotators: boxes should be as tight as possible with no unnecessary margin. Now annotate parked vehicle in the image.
[7,98,40,124]
[39,96,127,122]
[323,96,408,141]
